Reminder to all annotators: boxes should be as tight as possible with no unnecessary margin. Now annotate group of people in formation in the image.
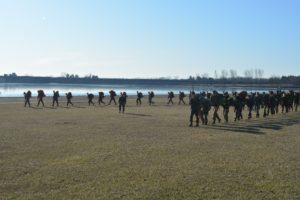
[23,90,168,113]
[188,90,300,127]
[23,89,299,122]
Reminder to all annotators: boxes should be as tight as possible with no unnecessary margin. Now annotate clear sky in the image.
[0,0,299,78]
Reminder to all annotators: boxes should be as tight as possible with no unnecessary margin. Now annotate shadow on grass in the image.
[200,113,300,135]
[200,124,264,135]
[44,106,57,109]
[250,118,299,130]
[30,106,43,109]
[104,104,117,107]
[72,105,86,109]
[125,113,152,117]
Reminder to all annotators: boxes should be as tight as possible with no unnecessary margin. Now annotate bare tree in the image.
[220,69,228,79]
[244,69,254,79]
[201,73,209,79]
[253,69,264,79]
[229,69,237,79]
[257,69,264,79]
[214,70,218,79]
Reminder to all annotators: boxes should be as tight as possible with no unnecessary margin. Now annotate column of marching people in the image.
[23,90,299,123]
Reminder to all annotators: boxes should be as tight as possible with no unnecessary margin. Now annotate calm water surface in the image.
[0,83,287,97]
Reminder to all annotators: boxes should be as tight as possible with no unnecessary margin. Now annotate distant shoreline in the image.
[1,81,300,89]
[1,74,300,87]
[1,82,300,98]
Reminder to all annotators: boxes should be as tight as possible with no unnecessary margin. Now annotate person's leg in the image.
[235,109,239,121]
[263,106,267,117]
[240,107,243,119]
[212,106,219,123]
[256,106,260,118]
[224,108,229,122]
[189,110,195,126]
[195,111,199,126]
[248,107,252,119]
[212,107,216,124]
[199,110,204,124]
[204,114,208,125]
[271,107,275,115]
[216,106,221,122]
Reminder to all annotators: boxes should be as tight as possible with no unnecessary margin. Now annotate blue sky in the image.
[0,0,299,78]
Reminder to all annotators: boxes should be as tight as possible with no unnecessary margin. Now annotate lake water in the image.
[0,83,289,97]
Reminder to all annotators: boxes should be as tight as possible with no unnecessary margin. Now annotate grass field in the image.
[0,96,299,199]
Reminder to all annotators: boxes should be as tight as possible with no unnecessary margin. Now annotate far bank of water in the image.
[0,82,296,97]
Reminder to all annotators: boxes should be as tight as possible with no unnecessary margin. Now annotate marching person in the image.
[23,90,32,107]
[66,92,74,107]
[136,91,143,106]
[189,92,200,127]
[37,90,46,107]
[119,92,127,113]
[52,90,60,107]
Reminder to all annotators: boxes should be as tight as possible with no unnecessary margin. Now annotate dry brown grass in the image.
[0,96,299,199]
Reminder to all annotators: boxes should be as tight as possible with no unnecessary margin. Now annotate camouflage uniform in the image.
[234,95,243,121]
[269,92,276,115]
[37,90,46,107]
[211,91,221,124]
[262,92,270,117]
[222,93,231,123]
[294,92,299,111]
[167,91,174,105]
[24,91,32,107]
[289,91,295,111]
[189,92,200,127]
[136,91,143,106]
[98,92,105,105]
[202,96,211,125]
[254,92,262,118]
[148,91,155,105]
[66,92,74,106]
[119,92,127,113]
[246,94,255,119]
[275,91,282,114]
[87,93,95,106]
[108,90,117,105]
[178,92,186,105]
[52,91,60,107]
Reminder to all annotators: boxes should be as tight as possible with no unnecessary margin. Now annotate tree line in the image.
[0,70,300,86]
